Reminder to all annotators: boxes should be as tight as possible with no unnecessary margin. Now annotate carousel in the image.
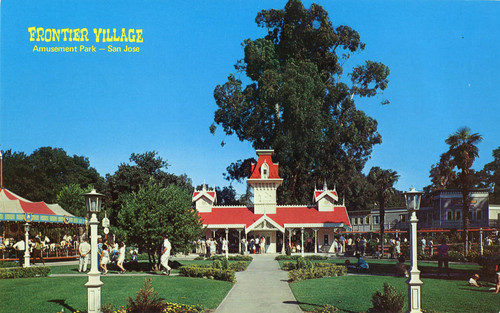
[0,152,86,265]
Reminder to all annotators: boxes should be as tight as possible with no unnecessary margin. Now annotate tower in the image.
[247,150,283,214]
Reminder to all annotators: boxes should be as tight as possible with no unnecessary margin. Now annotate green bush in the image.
[0,262,19,268]
[163,302,205,313]
[0,266,50,279]
[221,257,229,270]
[314,304,340,313]
[448,251,466,262]
[367,283,404,313]
[228,255,253,261]
[296,257,313,270]
[127,278,164,313]
[179,265,235,282]
[228,261,248,272]
[305,255,328,260]
[282,261,296,271]
[275,255,301,261]
[288,264,347,282]
[194,256,205,260]
[212,259,223,269]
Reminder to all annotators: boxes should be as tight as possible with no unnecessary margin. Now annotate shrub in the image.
[221,257,229,270]
[0,262,19,268]
[212,259,223,269]
[367,283,404,313]
[228,255,253,261]
[305,255,328,260]
[275,255,300,261]
[0,266,50,279]
[296,257,313,270]
[127,278,164,313]
[101,303,116,313]
[448,251,466,262]
[314,304,339,313]
[288,264,347,282]
[179,265,235,282]
[193,256,205,260]
[282,261,296,271]
[228,261,248,272]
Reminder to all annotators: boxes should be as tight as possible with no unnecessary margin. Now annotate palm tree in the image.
[367,167,399,258]
[445,127,482,255]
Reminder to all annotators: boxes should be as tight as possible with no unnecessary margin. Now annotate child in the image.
[468,273,480,287]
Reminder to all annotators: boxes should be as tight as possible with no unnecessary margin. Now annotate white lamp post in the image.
[83,189,105,313]
[404,187,424,313]
[24,223,31,267]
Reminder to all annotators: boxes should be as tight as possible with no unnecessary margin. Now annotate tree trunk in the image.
[462,175,471,256]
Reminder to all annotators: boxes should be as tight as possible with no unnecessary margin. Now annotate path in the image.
[215,254,302,313]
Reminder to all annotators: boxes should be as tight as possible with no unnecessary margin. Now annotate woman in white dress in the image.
[117,241,126,273]
[100,244,110,274]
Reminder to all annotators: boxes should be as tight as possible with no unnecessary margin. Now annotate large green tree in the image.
[211,0,389,206]
[105,151,193,224]
[367,166,399,257]
[2,147,104,202]
[56,184,92,218]
[481,147,500,204]
[117,180,203,266]
[445,127,482,255]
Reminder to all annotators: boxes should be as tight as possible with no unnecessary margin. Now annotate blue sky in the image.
[1,0,499,198]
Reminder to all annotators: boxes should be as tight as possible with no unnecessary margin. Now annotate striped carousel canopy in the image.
[0,187,85,225]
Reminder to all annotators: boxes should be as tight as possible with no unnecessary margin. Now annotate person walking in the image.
[437,239,450,278]
[160,234,172,275]
[428,239,434,256]
[78,238,91,273]
[100,243,110,275]
[117,241,126,274]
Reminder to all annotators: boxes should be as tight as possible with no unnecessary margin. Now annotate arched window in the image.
[261,162,269,179]
[455,210,461,221]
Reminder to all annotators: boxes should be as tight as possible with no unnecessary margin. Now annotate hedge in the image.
[228,261,248,272]
[0,266,51,279]
[179,265,235,282]
[288,264,347,282]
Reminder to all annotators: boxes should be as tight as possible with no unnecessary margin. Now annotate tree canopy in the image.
[482,147,500,204]
[211,0,390,207]
[117,180,203,263]
[2,147,104,203]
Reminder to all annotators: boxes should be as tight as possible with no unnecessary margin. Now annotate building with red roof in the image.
[193,149,351,254]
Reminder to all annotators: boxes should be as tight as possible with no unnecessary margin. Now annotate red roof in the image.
[3,188,55,215]
[192,191,216,199]
[269,206,350,227]
[250,154,280,179]
[199,207,263,227]
[198,205,351,229]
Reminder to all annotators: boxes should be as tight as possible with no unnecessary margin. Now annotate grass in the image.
[291,275,499,313]
[0,275,233,313]
[278,258,483,278]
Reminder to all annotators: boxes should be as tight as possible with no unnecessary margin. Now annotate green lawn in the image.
[290,275,499,313]
[0,276,232,313]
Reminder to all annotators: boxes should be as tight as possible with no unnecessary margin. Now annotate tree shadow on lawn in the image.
[48,299,77,313]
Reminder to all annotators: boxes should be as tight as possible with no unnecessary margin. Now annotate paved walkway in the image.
[215,254,302,313]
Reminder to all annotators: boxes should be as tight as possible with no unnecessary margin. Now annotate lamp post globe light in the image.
[83,189,105,313]
[404,187,424,313]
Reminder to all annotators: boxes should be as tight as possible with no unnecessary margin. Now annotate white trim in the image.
[284,223,345,228]
[204,224,246,229]
[246,215,285,233]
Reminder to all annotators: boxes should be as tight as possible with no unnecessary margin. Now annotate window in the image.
[455,210,461,221]
[324,234,329,245]
[351,218,356,225]
[401,214,406,222]
[366,216,370,224]
[446,210,452,221]
[476,210,482,221]
[374,216,380,224]
[261,162,269,179]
